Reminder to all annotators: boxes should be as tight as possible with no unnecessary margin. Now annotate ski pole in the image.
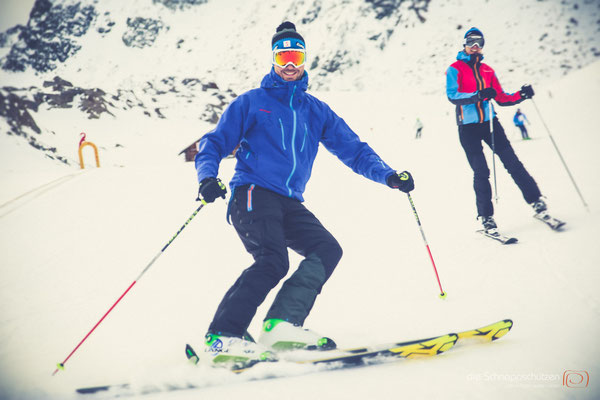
[531,98,589,212]
[52,201,207,376]
[406,193,446,299]
[489,101,499,204]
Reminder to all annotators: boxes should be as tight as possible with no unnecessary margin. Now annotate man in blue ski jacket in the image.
[194,21,414,366]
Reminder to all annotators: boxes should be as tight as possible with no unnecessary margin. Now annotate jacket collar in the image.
[456,50,484,64]
[261,67,309,93]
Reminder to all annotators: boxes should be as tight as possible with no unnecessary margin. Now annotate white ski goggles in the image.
[464,35,485,48]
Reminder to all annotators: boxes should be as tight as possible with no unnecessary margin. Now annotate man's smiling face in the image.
[274,63,305,81]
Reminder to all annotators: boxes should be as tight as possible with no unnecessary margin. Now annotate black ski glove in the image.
[387,171,414,193]
[477,87,497,100]
[519,84,534,99]
[197,177,227,203]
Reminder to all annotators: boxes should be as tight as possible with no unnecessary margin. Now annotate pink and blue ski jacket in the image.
[446,51,523,125]
[195,68,394,202]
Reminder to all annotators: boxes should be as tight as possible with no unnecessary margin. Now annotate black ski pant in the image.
[208,185,343,338]
[517,124,529,139]
[458,119,541,218]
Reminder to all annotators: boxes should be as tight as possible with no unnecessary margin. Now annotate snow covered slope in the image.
[1,53,599,400]
[0,0,599,399]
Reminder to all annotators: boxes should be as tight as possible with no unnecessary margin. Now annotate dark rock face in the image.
[0,73,237,163]
[0,87,42,135]
[122,17,164,48]
[0,83,69,163]
[39,76,114,119]
[365,0,431,22]
[152,0,208,10]
[0,76,117,139]
[2,0,97,72]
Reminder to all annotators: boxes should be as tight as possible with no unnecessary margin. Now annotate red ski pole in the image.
[52,201,207,375]
[406,193,446,299]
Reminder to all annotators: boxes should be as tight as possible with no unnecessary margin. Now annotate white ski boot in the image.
[258,319,336,351]
[204,333,276,368]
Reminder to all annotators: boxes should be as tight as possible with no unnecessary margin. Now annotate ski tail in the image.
[76,383,129,395]
[185,343,199,365]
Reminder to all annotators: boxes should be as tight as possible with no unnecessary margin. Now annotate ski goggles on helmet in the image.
[272,49,306,68]
[464,35,485,48]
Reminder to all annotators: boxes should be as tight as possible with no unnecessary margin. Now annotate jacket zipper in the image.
[471,57,485,123]
[284,85,298,197]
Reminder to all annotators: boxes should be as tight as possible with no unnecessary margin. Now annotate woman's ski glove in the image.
[477,87,497,100]
[387,171,415,193]
[197,177,227,203]
[519,84,534,99]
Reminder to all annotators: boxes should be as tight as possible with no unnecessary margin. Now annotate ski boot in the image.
[530,198,565,230]
[203,332,277,369]
[258,319,337,351]
[477,215,517,244]
[479,215,498,234]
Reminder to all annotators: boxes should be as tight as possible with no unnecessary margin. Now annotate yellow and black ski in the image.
[76,319,513,395]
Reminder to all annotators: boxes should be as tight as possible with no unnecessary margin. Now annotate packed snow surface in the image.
[0,0,599,399]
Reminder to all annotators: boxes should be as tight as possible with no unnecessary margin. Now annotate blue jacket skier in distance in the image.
[194,21,414,364]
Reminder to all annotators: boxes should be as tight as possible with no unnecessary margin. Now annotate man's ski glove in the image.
[519,84,534,99]
[387,171,414,193]
[197,177,227,203]
[477,87,497,100]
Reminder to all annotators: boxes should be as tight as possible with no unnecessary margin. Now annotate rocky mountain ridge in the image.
[0,0,598,165]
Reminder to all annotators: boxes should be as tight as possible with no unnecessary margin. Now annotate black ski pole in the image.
[52,201,207,376]
[531,98,589,212]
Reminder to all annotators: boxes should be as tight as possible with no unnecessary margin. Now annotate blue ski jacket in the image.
[195,68,395,202]
[513,112,528,126]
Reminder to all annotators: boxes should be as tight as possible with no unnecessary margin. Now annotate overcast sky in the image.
[0,0,34,32]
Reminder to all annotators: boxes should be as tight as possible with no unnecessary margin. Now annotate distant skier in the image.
[194,21,414,367]
[445,27,562,235]
[513,109,530,140]
[414,117,423,139]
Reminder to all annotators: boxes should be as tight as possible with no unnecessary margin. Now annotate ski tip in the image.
[490,319,514,341]
[554,222,567,231]
[485,319,514,341]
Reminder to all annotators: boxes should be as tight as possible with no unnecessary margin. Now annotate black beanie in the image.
[272,21,305,50]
